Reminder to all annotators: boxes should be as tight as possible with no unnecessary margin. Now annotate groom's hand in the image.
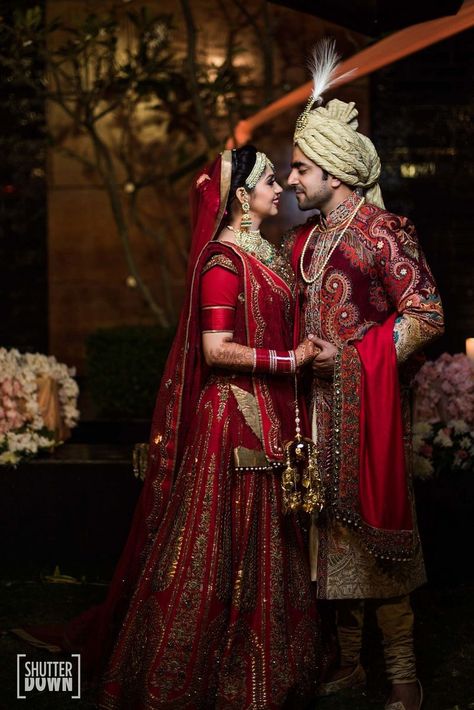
[308,335,338,379]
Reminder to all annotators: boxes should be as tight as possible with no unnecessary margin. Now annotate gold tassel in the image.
[281,444,302,513]
[281,375,325,515]
[282,435,324,515]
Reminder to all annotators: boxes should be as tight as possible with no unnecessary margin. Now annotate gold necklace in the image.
[299,197,365,285]
[226,225,276,267]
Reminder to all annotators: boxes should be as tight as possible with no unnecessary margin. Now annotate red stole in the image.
[332,316,414,560]
[355,314,413,535]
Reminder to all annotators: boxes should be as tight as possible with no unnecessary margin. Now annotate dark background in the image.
[1,12,472,357]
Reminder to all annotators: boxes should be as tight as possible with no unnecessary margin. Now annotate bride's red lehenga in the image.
[17,152,323,708]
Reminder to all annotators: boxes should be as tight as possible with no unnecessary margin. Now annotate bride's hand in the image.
[294,336,321,368]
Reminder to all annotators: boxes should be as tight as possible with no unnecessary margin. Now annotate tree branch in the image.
[232,0,274,105]
[54,144,97,172]
[127,191,178,318]
[87,126,170,327]
[180,0,218,149]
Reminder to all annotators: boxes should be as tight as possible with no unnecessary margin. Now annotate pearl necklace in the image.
[299,197,365,285]
[226,225,276,267]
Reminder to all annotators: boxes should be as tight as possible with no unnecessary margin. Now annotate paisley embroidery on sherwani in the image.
[394,314,424,364]
[338,227,374,275]
[321,269,360,345]
[296,194,444,599]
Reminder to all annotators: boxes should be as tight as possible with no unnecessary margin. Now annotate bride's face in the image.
[248,165,283,219]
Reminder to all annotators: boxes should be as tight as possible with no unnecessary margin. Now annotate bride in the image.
[99,146,324,708]
[17,147,324,709]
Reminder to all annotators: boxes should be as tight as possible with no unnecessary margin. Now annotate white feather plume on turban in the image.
[294,41,385,209]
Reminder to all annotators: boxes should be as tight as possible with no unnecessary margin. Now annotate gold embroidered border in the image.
[331,345,414,562]
[202,254,239,275]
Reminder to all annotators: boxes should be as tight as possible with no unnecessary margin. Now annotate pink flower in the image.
[415,353,474,425]
[11,379,22,396]
[2,396,13,409]
[1,379,13,396]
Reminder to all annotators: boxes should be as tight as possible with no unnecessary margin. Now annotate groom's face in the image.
[287,146,333,211]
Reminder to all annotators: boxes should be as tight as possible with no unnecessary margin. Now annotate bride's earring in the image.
[240,191,252,232]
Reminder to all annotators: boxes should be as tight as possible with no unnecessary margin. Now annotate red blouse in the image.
[200,265,238,333]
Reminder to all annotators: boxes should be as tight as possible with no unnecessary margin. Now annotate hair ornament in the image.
[245,152,274,190]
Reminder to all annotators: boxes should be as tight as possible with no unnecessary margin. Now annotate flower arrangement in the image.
[413,420,474,480]
[414,352,474,425]
[0,348,79,466]
[413,353,474,480]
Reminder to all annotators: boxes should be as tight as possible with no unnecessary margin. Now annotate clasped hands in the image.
[294,334,337,379]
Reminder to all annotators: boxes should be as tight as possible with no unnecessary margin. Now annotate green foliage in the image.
[86,325,174,418]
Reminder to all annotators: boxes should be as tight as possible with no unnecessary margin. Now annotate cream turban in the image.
[294,98,385,209]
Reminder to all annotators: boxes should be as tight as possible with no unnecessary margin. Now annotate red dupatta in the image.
[14,152,235,677]
[91,152,236,665]
[332,315,414,561]
[356,314,412,537]
[143,151,232,530]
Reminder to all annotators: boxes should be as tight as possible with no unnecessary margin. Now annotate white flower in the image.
[433,429,453,448]
[414,455,434,480]
[37,435,55,449]
[449,419,470,435]
[460,436,472,450]
[0,347,80,465]
[413,422,433,438]
[0,451,20,465]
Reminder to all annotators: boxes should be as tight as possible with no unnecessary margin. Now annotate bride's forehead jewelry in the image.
[245,152,274,190]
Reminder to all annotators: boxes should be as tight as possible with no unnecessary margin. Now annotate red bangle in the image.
[254,349,271,372]
[253,349,296,374]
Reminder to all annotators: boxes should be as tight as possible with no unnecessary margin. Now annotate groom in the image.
[284,90,444,708]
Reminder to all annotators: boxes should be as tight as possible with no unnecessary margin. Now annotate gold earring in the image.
[240,195,252,231]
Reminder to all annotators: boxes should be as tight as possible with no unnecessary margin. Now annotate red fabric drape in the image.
[12,153,235,679]
[227,0,474,146]
[355,314,412,534]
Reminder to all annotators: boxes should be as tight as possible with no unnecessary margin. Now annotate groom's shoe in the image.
[385,679,423,710]
[317,662,366,696]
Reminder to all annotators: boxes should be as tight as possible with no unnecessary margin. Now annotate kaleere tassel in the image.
[281,377,325,515]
